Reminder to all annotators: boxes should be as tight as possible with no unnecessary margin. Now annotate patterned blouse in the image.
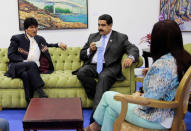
[134,53,179,123]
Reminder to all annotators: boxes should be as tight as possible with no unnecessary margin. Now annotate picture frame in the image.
[18,0,88,30]
[160,0,191,32]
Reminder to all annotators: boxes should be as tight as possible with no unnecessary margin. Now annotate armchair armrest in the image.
[120,55,143,94]
[121,55,143,68]
[114,94,178,109]
[113,94,178,131]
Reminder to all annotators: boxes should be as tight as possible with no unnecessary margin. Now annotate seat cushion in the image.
[0,71,23,89]
[41,70,81,88]
[0,70,130,89]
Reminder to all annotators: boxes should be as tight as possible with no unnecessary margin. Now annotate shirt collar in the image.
[26,33,34,40]
[102,30,112,39]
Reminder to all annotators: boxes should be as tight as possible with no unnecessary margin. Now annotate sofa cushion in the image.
[184,43,191,54]
[41,70,81,88]
[0,48,9,71]
[0,70,130,89]
[49,47,83,71]
[0,71,23,89]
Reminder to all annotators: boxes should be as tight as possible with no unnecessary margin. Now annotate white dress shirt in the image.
[87,31,135,63]
[25,35,41,67]
[87,31,112,63]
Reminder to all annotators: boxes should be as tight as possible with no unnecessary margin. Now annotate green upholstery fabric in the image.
[184,43,191,53]
[0,47,143,108]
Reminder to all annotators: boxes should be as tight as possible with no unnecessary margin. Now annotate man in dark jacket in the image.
[73,14,139,123]
[5,17,67,106]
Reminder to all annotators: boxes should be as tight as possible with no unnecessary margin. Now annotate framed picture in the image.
[160,0,191,32]
[18,0,88,30]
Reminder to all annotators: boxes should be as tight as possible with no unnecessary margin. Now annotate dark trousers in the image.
[14,62,44,103]
[77,64,116,122]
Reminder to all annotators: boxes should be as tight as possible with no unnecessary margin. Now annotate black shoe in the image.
[36,88,48,98]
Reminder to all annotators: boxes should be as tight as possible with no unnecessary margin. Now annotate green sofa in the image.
[0,47,143,108]
[184,43,191,53]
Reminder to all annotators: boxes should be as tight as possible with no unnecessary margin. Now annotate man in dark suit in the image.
[74,14,139,123]
[5,17,67,106]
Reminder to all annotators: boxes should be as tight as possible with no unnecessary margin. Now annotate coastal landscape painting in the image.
[18,0,88,30]
[160,0,191,31]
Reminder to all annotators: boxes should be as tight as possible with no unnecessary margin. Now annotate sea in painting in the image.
[18,0,88,30]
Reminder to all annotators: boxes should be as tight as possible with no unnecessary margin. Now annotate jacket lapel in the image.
[24,33,30,41]
[34,36,43,51]
[23,33,30,52]
[94,34,102,43]
[34,36,50,58]
[105,31,114,54]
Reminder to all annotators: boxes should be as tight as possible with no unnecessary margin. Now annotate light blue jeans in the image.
[93,91,166,131]
[0,118,9,131]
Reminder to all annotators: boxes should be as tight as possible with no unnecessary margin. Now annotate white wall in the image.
[0,0,191,50]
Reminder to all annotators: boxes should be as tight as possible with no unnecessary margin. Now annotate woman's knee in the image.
[103,91,119,99]
[105,106,119,120]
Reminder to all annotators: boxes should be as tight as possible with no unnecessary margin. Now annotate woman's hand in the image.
[132,91,142,96]
[142,68,149,76]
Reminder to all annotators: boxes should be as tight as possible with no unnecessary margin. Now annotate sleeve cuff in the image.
[58,42,61,47]
[87,48,90,56]
[128,55,135,62]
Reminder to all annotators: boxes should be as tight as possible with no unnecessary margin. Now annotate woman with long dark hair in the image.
[84,20,191,131]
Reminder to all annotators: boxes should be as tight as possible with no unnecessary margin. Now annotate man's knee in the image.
[27,62,38,69]
[77,69,86,80]
[98,73,109,80]
[98,71,115,82]
[20,71,28,79]
[77,65,92,78]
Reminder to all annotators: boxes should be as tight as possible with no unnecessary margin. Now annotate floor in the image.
[0,109,190,131]
[0,82,190,131]
[0,109,92,131]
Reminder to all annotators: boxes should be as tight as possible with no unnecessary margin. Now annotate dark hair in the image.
[98,14,113,25]
[24,17,38,30]
[151,20,191,81]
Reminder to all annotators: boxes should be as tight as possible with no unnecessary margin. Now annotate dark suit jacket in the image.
[5,33,58,78]
[74,30,139,80]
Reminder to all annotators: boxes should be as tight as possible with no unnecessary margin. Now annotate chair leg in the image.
[182,121,186,131]
[188,95,191,112]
